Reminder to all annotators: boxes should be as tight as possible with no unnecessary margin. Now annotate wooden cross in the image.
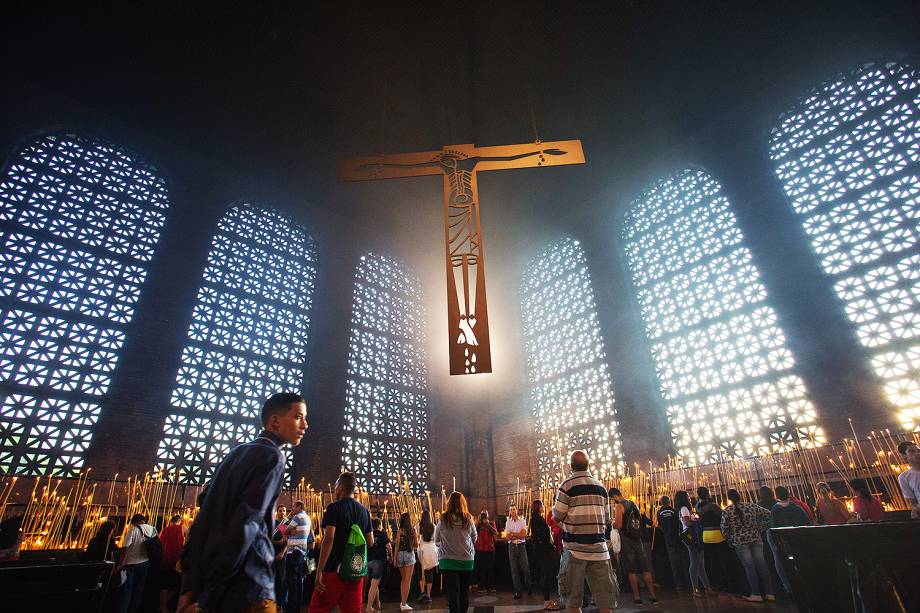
[339,140,585,375]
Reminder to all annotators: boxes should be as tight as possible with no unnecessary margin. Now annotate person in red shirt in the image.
[546,509,563,556]
[850,479,886,521]
[159,515,186,613]
[474,510,498,594]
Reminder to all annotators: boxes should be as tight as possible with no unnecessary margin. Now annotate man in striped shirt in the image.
[552,450,618,612]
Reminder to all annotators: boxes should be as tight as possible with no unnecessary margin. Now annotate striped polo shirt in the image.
[552,470,610,561]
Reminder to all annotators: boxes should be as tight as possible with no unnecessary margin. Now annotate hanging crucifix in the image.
[338,140,585,375]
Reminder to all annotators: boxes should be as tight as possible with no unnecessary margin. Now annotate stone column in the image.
[577,217,674,465]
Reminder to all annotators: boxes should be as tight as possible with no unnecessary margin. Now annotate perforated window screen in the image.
[155,203,316,484]
[622,169,825,465]
[340,253,430,494]
[521,238,622,485]
[771,62,920,432]
[0,134,169,476]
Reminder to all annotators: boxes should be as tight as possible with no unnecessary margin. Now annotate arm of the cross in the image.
[473,140,585,172]
[338,149,444,182]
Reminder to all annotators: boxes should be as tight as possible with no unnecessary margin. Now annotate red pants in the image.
[308,572,364,613]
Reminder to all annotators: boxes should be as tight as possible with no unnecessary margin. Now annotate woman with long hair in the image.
[86,520,117,562]
[529,499,560,610]
[757,486,777,511]
[366,518,391,613]
[675,490,714,598]
[416,510,438,603]
[815,482,851,525]
[394,512,419,611]
[435,491,478,613]
[720,489,775,603]
[850,479,886,521]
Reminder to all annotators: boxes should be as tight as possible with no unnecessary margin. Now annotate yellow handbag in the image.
[702,528,725,544]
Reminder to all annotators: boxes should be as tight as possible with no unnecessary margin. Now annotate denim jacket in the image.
[180,431,286,611]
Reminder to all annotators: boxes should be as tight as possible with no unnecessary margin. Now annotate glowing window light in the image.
[770,62,920,432]
[0,134,170,476]
[521,237,623,485]
[155,203,316,485]
[622,169,825,466]
[340,253,430,494]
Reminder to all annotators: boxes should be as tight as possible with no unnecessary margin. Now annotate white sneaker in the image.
[400,604,413,611]
[765,595,776,602]
[744,595,764,602]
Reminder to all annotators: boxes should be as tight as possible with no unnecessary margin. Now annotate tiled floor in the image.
[382,589,798,612]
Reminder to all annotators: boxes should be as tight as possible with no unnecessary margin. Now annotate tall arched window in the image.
[155,203,316,484]
[0,134,170,476]
[340,253,430,494]
[622,169,824,465]
[771,62,920,432]
[521,237,622,484]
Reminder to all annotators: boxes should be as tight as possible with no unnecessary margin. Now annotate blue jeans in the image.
[508,543,531,593]
[284,549,305,613]
[273,557,287,606]
[733,541,774,597]
[119,561,149,613]
[766,530,791,592]
[684,543,710,590]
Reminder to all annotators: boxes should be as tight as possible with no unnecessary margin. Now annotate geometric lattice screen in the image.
[622,169,826,466]
[771,62,920,432]
[521,237,623,485]
[340,253,430,494]
[155,203,316,485]
[0,134,170,476]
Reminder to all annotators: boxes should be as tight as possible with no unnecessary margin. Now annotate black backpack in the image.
[621,500,642,540]
[138,526,163,566]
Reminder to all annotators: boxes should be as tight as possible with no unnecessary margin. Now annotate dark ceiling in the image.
[2,1,918,221]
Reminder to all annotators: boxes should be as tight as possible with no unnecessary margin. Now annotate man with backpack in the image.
[309,471,374,613]
[609,488,658,607]
[118,512,160,613]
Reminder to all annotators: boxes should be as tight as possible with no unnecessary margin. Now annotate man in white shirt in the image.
[897,441,920,519]
[285,500,313,613]
[118,513,158,613]
[505,504,531,598]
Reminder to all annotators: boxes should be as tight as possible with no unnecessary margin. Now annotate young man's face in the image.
[509,506,518,519]
[269,401,308,446]
[276,506,287,519]
[905,443,920,465]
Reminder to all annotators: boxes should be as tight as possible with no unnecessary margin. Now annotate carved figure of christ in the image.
[338,140,585,375]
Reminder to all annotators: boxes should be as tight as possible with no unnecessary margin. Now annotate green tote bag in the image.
[337,524,368,580]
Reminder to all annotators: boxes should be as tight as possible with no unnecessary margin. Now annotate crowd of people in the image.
[83,393,920,612]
